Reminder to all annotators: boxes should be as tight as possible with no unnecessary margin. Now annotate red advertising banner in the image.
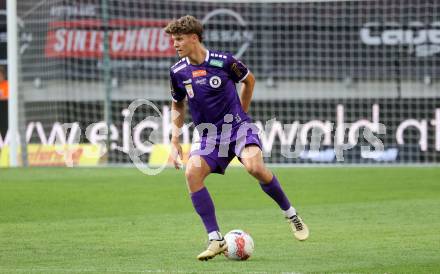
[45,19,176,58]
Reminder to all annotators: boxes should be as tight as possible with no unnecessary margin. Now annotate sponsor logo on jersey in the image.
[209,59,224,68]
[192,70,207,78]
[209,76,222,88]
[185,84,194,98]
[231,62,243,78]
[182,79,192,84]
[195,78,207,85]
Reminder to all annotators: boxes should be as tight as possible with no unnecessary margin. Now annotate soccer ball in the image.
[224,229,254,260]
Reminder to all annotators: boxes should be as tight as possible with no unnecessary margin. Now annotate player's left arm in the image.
[239,72,255,113]
[226,54,255,112]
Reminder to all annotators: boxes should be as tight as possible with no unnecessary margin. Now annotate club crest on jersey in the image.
[209,76,222,88]
[192,70,207,78]
[209,59,224,68]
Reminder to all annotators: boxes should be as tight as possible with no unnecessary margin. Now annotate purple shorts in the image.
[189,123,262,174]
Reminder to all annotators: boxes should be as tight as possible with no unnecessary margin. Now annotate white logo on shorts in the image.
[209,76,222,88]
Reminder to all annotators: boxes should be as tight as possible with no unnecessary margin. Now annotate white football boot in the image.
[287,214,309,241]
[196,238,227,261]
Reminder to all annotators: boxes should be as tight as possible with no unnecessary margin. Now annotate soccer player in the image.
[164,15,309,261]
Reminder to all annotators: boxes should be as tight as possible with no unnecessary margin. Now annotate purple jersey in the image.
[169,50,250,131]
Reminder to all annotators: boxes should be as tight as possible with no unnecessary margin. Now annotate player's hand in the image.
[170,140,183,169]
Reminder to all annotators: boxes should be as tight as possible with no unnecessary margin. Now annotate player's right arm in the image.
[169,71,186,169]
[171,100,185,169]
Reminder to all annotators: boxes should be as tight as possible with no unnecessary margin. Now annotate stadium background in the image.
[1,1,440,273]
[1,0,439,165]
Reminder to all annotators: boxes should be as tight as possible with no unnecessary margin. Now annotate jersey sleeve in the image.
[226,54,250,83]
[169,70,186,102]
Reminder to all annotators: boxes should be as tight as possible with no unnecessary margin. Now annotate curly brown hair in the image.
[164,15,203,42]
[0,66,6,79]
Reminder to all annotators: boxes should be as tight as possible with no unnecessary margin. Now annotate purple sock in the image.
[190,187,219,233]
[260,175,291,211]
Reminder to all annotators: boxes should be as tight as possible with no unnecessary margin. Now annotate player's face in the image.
[171,34,197,57]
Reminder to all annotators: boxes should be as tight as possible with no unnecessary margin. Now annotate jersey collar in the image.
[205,49,210,62]
[185,49,210,65]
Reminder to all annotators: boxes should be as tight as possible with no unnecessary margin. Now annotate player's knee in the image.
[246,163,265,178]
[185,166,205,182]
[185,168,198,183]
[185,168,206,192]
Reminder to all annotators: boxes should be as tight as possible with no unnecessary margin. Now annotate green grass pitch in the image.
[1,167,439,273]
